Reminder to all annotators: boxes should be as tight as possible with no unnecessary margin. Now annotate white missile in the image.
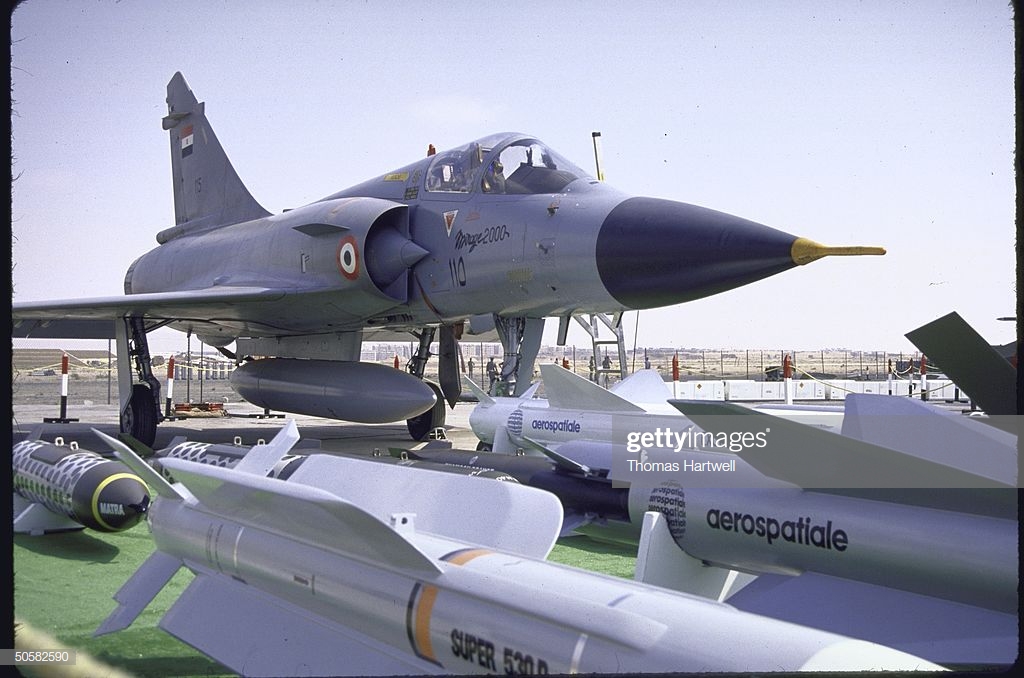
[468,365,844,459]
[92,422,942,675]
[468,365,700,455]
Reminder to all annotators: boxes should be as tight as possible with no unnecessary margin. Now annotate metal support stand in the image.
[574,312,628,385]
[229,406,285,419]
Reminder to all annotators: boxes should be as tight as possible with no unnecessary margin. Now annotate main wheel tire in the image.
[120,383,158,447]
[406,381,447,441]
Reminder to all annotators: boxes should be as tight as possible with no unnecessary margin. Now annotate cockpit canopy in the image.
[425,133,592,195]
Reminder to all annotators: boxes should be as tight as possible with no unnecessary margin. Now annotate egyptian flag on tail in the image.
[180,125,194,158]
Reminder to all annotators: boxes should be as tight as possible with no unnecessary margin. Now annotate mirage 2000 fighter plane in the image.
[12,73,884,445]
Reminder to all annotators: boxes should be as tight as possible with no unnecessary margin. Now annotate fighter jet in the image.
[12,72,884,445]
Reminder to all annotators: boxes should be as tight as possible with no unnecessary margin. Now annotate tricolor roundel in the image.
[337,236,359,280]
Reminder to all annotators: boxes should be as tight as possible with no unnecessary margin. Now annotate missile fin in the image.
[905,311,1017,418]
[463,376,494,406]
[95,550,182,636]
[160,572,438,676]
[635,511,756,601]
[24,425,45,441]
[540,363,644,412]
[285,454,563,560]
[159,457,443,575]
[669,400,1013,489]
[232,419,301,476]
[13,496,83,535]
[519,381,542,399]
[93,428,184,500]
[609,368,673,405]
[841,394,1016,482]
[559,511,592,536]
[523,436,593,475]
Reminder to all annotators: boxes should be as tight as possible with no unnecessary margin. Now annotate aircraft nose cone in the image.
[596,197,800,309]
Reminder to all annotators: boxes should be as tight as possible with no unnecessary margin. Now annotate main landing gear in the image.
[405,327,447,440]
[115,316,164,447]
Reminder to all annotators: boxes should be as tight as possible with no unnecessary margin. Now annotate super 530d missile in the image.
[92,422,941,675]
[399,397,1018,665]
[13,434,150,535]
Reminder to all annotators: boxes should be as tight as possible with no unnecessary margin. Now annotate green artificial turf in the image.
[14,524,637,677]
[14,526,233,677]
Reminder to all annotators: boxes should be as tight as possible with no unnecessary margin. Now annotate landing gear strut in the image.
[115,316,163,447]
[493,315,545,396]
[405,327,447,440]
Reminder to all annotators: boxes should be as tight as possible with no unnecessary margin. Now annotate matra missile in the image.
[13,437,150,535]
[93,423,940,674]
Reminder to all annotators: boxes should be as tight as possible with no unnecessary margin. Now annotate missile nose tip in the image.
[790,237,886,266]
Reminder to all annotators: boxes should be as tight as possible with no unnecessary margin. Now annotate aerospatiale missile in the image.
[402,421,1017,614]
[468,365,847,458]
[468,365,701,455]
[93,422,941,675]
[13,436,150,535]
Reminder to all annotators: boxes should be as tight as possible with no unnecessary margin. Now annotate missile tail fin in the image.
[905,311,1017,417]
[93,428,184,500]
[13,495,83,534]
[159,572,436,676]
[158,456,444,575]
[635,511,756,601]
[464,376,494,406]
[670,400,1012,489]
[233,419,301,476]
[540,363,644,412]
[523,436,592,475]
[609,368,673,405]
[95,551,182,636]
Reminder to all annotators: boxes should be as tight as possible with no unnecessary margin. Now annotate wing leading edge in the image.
[13,286,289,339]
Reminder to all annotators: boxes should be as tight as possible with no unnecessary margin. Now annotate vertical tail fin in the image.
[159,72,270,241]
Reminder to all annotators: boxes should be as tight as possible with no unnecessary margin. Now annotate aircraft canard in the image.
[12,72,885,444]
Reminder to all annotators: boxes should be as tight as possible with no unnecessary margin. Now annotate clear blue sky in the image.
[11,0,1016,355]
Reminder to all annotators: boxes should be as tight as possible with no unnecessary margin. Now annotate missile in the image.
[153,435,519,483]
[93,422,941,674]
[13,436,150,535]
[468,365,843,458]
[231,358,436,423]
[401,438,1017,614]
[468,365,701,455]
